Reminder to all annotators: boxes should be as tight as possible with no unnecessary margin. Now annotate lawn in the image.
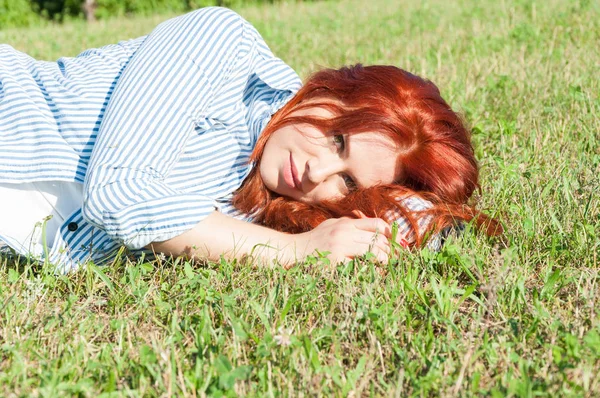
[1,0,599,395]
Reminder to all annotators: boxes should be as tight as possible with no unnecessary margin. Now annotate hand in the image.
[294,216,392,265]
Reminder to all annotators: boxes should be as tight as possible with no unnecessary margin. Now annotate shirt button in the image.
[67,222,78,232]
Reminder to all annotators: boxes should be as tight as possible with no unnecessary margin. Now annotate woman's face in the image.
[259,106,402,204]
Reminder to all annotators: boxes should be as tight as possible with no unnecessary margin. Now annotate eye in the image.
[333,133,345,151]
[342,174,357,191]
[332,134,356,191]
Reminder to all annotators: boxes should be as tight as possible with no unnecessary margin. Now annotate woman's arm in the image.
[149,211,394,267]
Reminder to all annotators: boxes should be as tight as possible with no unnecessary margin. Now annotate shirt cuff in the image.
[98,193,219,249]
[386,195,445,251]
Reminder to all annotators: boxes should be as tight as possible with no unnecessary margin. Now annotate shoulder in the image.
[162,7,248,36]
[184,6,245,23]
[173,7,270,50]
[154,7,254,58]
[135,7,252,75]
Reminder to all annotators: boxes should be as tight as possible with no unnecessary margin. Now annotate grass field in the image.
[1,0,599,395]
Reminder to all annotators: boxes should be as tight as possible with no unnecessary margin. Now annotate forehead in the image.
[349,132,401,187]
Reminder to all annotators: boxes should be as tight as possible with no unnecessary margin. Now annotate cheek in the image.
[303,181,343,204]
[258,144,279,188]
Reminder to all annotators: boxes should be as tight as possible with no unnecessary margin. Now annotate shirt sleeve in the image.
[83,7,248,249]
[387,195,444,251]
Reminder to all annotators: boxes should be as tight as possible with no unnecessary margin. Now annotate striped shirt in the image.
[0,7,302,271]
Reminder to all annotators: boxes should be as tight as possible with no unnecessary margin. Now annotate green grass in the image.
[1,0,599,395]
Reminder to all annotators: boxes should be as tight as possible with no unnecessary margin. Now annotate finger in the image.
[373,234,391,254]
[351,218,392,237]
[364,233,390,254]
[352,210,368,219]
[372,248,389,264]
[351,230,391,247]
[347,248,388,264]
[351,236,390,259]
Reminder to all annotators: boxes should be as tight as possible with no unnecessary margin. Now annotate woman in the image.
[0,7,497,273]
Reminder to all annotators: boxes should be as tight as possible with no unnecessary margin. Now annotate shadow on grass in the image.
[0,247,47,276]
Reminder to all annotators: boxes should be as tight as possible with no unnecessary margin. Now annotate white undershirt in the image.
[0,181,83,256]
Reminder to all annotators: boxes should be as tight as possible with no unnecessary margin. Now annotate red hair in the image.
[232,65,501,246]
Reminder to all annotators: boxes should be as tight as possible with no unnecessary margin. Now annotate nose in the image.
[306,156,345,185]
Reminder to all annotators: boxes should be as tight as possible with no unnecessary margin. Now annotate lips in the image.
[289,153,302,191]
